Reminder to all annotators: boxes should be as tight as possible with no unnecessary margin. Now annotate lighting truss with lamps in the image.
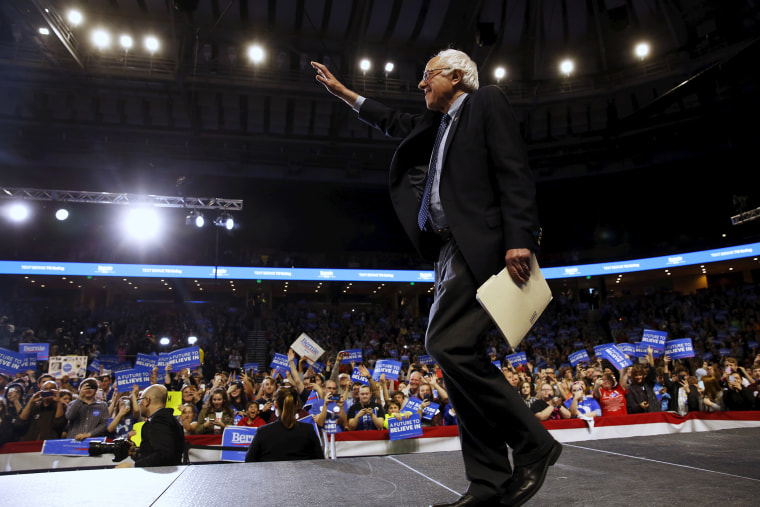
[0,187,243,211]
[731,207,760,226]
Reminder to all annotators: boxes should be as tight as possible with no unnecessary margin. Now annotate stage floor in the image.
[2,427,758,506]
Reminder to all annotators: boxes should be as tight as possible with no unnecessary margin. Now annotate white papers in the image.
[290,332,325,363]
[476,254,552,349]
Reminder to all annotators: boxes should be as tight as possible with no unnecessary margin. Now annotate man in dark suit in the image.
[312,49,560,506]
[114,384,184,468]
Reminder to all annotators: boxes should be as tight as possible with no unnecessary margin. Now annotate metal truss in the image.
[731,207,760,226]
[0,187,243,211]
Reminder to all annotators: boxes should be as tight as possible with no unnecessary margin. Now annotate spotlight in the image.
[7,203,31,222]
[187,335,198,345]
[247,44,265,63]
[560,59,574,76]
[159,337,170,346]
[92,28,111,49]
[38,27,50,35]
[67,10,83,27]
[124,207,162,240]
[55,208,70,221]
[120,34,133,50]
[635,42,650,60]
[145,35,159,54]
[494,67,506,81]
[185,210,205,227]
[214,212,234,230]
[359,59,371,72]
[384,62,394,74]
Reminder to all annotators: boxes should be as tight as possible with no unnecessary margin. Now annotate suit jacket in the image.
[358,86,540,285]
[133,407,184,467]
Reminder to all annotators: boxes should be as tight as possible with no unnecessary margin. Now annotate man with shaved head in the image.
[115,384,184,468]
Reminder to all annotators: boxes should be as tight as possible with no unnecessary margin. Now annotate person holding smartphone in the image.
[16,380,66,441]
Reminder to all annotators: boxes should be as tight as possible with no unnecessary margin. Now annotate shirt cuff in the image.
[352,96,366,113]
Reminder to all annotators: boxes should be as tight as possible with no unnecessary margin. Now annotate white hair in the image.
[435,49,479,92]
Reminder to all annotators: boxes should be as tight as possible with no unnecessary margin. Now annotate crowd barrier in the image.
[2,411,758,473]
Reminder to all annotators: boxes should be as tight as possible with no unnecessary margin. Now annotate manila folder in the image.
[476,254,552,349]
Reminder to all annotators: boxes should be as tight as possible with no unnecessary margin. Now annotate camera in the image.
[40,391,55,398]
[88,438,132,463]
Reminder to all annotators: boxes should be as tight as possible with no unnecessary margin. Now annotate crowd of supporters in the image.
[1,281,759,453]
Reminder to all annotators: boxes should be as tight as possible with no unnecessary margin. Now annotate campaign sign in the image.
[270,353,290,371]
[719,348,731,356]
[641,329,667,351]
[309,361,325,374]
[290,332,325,363]
[41,437,106,456]
[593,343,616,357]
[372,359,402,381]
[0,347,25,376]
[221,426,257,462]
[702,352,713,361]
[20,353,37,371]
[87,358,102,373]
[617,343,636,356]
[418,354,436,365]
[134,353,158,371]
[243,362,259,375]
[664,338,695,360]
[98,355,121,367]
[404,397,423,414]
[114,368,153,391]
[340,349,363,364]
[568,349,590,367]
[388,412,423,441]
[505,352,528,367]
[19,342,50,361]
[421,401,440,420]
[111,361,133,373]
[599,345,633,370]
[748,341,759,349]
[169,346,201,370]
[48,356,87,378]
[492,360,502,370]
[350,367,370,385]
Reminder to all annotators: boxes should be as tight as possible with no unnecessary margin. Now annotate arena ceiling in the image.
[1,0,759,264]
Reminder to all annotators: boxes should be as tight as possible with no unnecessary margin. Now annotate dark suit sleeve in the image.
[245,428,263,462]
[358,98,426,140]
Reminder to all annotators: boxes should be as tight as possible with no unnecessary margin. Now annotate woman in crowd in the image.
[564,381,602,418]
[701,375,725,411]
[195,388,235,434]
[245,385,323,462]
[178,403,198,435]
[519,381,537,409]
[227,381,248,423]
[106,385,140,439]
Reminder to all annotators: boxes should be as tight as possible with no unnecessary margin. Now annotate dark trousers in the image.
[425,239,555,499]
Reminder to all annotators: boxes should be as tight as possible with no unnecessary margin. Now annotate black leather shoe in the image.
[430,493,500,507]
[500,442,562,506]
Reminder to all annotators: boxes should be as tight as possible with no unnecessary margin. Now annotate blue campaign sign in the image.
[20,343,50,360]
[98,355,121,367]
[156,353,171,370]
[568,349,590,367]
[0,347,25,376]
[41,437,106,456]
[221,426,257,462]
[421,402,440,421]
[114,368,153,391]
[593,342,616,357]
[270,353,290,371]
[665,338,695,360]
[617,343,636,356]
[505,352,528,367]
[599,345,633,370]
[748,341,759,349]
[243,362,259,374]
[88,358,102,373]
[111,362,133,373]
[134,353,158,371]
[418,354,436,365]
[340,349,363,364]
[372,359,402,381]
[309,361,325,374]
[169,346,201,370]
[641,329,667,351]
[719,348,731,356]
[20,353,37,371]
[350,367,370,385]
[388,413,423,441]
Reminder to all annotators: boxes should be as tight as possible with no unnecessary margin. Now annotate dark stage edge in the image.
[2,428,758,506]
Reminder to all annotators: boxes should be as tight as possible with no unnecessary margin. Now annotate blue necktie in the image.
[418,114,451,231]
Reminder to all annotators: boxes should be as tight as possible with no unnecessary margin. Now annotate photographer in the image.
[16,380,66,441]
[115,384,184,468]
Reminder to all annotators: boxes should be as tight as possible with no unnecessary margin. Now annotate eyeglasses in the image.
[421,67,451,82]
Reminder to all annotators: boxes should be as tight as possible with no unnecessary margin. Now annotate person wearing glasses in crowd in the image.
[65,377,109,441]
[115,384,185,468]
[16,380,66,441]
